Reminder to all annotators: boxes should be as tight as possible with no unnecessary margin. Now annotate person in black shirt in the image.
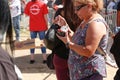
[52,0,80,80]
[110,30,120,80]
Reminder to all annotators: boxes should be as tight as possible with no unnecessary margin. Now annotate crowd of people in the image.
[0,0,120,80]
[105,0,120,31]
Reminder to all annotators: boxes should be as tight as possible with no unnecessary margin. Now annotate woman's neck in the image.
[80,13,101,28]
[83,12,100,23]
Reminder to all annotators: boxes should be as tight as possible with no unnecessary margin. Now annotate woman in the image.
[55,0,108,80]
[0,0,18,79]
[24,0,48,64]
[52,0,80,80]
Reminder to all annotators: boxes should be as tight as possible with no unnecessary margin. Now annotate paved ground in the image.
[14,48,117,80]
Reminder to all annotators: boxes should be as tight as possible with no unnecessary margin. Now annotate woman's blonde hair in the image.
[74,0,104,11]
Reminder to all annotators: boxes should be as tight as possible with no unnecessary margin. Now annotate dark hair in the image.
[63,0,81,31]
[0,0,14,54]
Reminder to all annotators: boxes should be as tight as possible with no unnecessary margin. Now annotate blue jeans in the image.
[30,31,46,54]
[12,15,20,41]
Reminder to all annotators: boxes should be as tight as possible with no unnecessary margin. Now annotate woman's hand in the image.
[54,15,70,43]
[54,15,67,27]
[56,31,70,44]
[54,15,74,45]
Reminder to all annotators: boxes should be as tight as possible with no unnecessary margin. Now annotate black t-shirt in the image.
[54,0,62,5]
[53,8,75,59]
[110,31,120,67]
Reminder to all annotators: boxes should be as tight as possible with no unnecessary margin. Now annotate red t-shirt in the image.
[24,1,48,31]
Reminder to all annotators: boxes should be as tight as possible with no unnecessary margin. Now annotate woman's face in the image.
[74,2,89,20]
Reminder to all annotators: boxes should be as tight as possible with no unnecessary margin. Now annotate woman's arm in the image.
[68,21,107,57]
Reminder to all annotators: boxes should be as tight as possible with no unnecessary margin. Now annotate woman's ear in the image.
[86,4,93,11]
[87,4,92,8]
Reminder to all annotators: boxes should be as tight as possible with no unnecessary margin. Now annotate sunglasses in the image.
[74,4,87,11]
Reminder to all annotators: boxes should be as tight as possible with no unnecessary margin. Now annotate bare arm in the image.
[67,21,107,57]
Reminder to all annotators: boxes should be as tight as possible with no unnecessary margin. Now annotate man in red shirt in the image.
[24,0,48,64]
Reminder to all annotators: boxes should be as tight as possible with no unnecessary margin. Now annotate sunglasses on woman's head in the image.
[74,4,87,11]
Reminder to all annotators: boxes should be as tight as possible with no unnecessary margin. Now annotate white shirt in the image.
[107,1,116,9]
[9,0,21,17]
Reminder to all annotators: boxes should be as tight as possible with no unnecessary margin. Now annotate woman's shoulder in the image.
[88,15,105,25]
[87,16,107,32]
